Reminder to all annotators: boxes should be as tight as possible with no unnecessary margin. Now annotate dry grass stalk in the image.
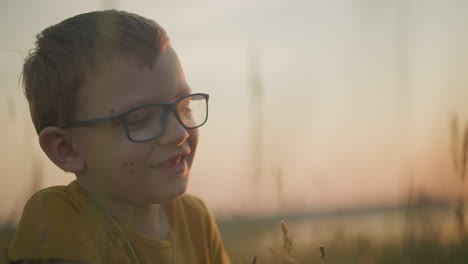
[451,114,460,172]
[280,220,297,263]
[251,256,257,264]
[267,246,296,264]
[461,124,468,182]
[450,113,467,235]
[318,244,328,264]
[450,113,468,181]
[457,124,467,235]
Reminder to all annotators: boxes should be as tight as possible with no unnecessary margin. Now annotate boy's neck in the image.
[104,201,171,241]
[78,181,171,240]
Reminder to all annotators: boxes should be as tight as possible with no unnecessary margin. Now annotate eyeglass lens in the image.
[125,94,207,141]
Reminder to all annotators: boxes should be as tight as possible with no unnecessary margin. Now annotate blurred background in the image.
[1,0,468,263]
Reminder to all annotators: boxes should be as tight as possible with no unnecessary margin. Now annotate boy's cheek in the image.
[112,144,154,174]
[118,159,138,176]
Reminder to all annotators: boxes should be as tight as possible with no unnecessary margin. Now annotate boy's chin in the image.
[163,180,188,201]
[145,180,188,204]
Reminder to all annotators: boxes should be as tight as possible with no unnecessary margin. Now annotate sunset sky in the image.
[1,0,468,221]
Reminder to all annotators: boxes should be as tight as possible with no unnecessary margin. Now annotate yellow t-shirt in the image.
[9,181,231,264]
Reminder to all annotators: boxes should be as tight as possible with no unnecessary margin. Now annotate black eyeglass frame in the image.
[63,93,209,143]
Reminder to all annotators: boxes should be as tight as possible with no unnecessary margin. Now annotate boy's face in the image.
[72,47,199,205]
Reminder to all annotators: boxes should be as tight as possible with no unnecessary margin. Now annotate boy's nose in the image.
[157,112,189,146]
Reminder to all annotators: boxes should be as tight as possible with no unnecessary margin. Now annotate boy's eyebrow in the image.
[171,86,192,101]
[113,86,193,114]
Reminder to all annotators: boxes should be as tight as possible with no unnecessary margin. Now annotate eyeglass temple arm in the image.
[63,115,122,128]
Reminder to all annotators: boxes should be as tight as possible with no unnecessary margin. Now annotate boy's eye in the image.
[126,116,151,129]
[178,99,193,117]
[110,118,124,128]
[179,106,193,117]
[125,106,162,131]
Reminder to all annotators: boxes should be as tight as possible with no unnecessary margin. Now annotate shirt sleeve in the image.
[8,188,100,264]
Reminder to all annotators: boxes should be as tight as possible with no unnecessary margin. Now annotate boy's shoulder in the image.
[21,181,101,221]
[171,193,217,232]
[14,180,103,233]
[173,193,213,220]
[9,181,103,263]
[176,193,207,209]
[25,184,69,206]
[23,184,210,224]
[26,183,72,202]
[172,194,231,263]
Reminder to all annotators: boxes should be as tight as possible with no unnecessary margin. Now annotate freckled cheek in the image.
[117,144,153,176]
[120,160,136,175]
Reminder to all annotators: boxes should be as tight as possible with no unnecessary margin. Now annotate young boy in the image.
[9,10,231,264]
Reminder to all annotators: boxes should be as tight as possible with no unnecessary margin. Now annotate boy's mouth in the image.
[158,153,189,175]
[173,157,182,165]
[171,156,185,166]
[159,150,190,168]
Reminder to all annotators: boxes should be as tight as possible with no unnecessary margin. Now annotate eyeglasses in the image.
[64,93,209,142]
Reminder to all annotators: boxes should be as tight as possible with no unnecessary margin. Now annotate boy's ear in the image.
[39,127,85,173]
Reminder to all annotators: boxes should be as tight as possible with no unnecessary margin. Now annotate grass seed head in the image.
[280,220,297,260]
[318,244,328,264]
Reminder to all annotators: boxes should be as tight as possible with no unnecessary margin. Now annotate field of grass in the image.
[222,228,468,264]
[217,204,468,264]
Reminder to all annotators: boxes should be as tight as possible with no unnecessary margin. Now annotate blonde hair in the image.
[23,10,169,134]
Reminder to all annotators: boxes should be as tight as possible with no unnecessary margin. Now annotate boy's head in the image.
[24,10,169,134]
[24,10,203,205]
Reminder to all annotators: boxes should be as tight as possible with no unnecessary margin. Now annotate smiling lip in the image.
[157,150,190,174]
